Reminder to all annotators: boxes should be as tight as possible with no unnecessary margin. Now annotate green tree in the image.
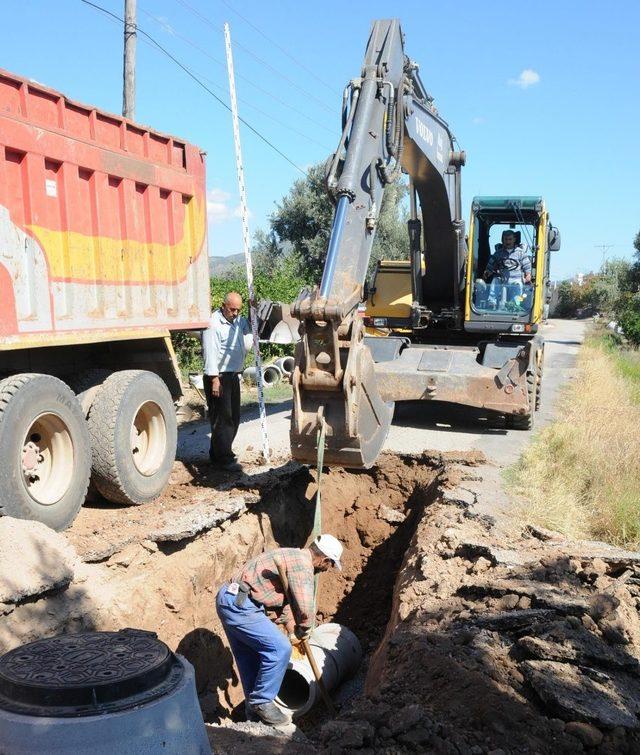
[259,162,409,285]
[172,253,309,376]
[615,294,640,346]
[556,258,633,317]
[613,230,640,345]
[629,230,640,291]
[593,258,633,311]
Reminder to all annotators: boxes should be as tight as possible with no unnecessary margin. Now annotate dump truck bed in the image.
[0,68,210,350]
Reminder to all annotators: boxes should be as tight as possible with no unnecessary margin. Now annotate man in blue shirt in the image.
[202,292,251,472]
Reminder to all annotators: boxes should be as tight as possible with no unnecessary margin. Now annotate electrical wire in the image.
[191,67,333,151]
[140,6,336,136]
[134,10,332,149]
[217,0,336,94]
[79,0,307,175]
[175,0,336,115]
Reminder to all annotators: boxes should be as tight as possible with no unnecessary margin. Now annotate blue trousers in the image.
[216,585,291,706]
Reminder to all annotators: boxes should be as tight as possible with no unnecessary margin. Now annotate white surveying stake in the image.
[224,22,270,463]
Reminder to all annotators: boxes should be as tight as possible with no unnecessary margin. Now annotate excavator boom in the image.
[290,19,465,467]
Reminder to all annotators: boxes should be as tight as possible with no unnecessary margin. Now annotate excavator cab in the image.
[465,197,560,335]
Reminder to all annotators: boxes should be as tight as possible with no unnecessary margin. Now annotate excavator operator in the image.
[483,229,532,308]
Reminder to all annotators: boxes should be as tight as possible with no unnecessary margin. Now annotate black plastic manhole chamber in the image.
[0,629,210,754]
[0,628,181,717]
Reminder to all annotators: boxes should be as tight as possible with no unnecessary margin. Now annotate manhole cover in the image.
[0,629,182,717]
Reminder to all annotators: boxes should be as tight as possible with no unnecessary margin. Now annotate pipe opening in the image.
[276,669,310,712]
[262,366,281,385]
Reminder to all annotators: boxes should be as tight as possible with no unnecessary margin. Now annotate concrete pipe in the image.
[242,364,282,386]
[275,623,362,718]
[274,356,295,376]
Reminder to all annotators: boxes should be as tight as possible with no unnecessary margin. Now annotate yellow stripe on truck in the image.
[26,200,205,286]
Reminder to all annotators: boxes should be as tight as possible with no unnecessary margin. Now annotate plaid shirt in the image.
[233,547,315,630]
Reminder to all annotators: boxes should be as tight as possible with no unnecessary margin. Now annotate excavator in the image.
[265,18,561,468]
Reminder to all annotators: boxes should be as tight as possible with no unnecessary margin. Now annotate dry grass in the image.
[507,339,640,549]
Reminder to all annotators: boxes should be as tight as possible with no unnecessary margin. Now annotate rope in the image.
[311,415,326,625]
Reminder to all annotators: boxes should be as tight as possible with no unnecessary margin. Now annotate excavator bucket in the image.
[290,324,394,468]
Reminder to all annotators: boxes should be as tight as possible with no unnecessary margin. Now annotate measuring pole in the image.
[224,22,270,463]
[122,0,136,119]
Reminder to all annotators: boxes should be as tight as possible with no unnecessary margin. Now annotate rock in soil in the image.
[0,517,77,603]
[564,721,604,748]
[330,459,640,754]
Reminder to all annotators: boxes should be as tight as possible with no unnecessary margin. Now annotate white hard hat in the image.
[313,534,343,571]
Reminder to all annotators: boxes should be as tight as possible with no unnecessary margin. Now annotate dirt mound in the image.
[322,460,640,754]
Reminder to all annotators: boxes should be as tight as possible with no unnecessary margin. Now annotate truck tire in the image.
[67,369,112,417]
[67,369,112,503]
[0,373,91,530]
[88,370,177,505]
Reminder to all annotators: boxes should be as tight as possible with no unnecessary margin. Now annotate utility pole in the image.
[122,0,136,119]
[594,244,615,271]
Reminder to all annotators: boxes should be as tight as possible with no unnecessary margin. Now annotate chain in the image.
[311,412,326,625]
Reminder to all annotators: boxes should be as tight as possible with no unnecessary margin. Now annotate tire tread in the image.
[0,373,90,527]
[88,370,175,505]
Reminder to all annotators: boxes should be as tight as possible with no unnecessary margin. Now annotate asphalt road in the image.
[178,319,587,472]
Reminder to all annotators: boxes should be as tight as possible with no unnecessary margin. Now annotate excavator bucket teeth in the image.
[290,340,394,468]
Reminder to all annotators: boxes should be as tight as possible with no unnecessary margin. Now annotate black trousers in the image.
[203,373,241,464]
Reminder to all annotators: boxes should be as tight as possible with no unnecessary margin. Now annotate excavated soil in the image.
[311,454,438,650]
[6,445,640,754]
[314,460,640,755]
[1,452,440,728]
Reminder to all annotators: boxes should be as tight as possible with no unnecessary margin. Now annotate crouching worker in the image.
[216,534,343,726]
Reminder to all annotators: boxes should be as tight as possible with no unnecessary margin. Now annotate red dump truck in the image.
[0,70,210,530]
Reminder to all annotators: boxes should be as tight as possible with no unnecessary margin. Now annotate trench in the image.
[182,452,441,726]
[0,451,442,732]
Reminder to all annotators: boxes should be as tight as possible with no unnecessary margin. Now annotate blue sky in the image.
[2,0,639,279]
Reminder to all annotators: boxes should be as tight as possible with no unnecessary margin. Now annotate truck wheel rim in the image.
[130,401,167,476]
[21,414,74,505]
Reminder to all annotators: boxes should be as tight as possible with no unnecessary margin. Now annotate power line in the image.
[174,0,336,115]
[80,0,306,174]
[189,65,333,151]
[140,6,336,136]
[594,243,615,269]
[217,0,336,94]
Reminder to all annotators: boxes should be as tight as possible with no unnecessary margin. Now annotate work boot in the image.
[244,701,260,722]
[251,701,290,726]
[221,460,243,473]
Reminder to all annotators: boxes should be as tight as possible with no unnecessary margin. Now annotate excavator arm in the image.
[290,19,465,467]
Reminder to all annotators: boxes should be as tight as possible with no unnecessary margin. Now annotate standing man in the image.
[216,535,344,726]
[202,292,250,472]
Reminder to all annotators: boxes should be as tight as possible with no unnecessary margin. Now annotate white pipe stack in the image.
[242,364,282,386]
[274,356,295,376]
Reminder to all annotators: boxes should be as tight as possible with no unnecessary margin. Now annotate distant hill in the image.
[209,254,245,277]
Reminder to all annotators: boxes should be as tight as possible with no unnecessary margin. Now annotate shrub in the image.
[615,293,640,346]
